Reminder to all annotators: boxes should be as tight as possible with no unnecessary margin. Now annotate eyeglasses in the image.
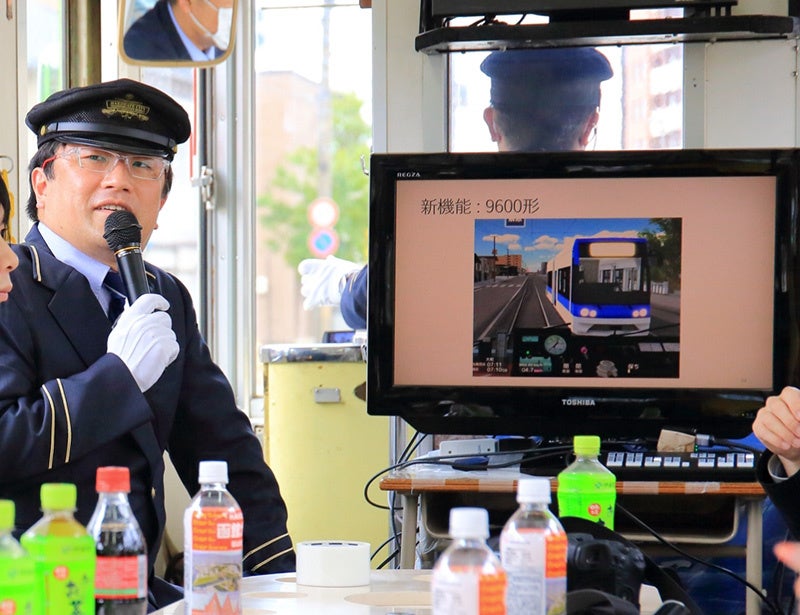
[42,146,170,181]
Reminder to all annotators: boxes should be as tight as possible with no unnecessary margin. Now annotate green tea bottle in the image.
[556,435,616,529]
[0,499,37,614]
[21,483,96,614]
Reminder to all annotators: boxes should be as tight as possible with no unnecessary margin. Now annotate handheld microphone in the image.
[103,210,150,303]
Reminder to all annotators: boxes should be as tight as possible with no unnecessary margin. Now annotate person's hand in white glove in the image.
[297,255,362,310]
[107,294,179,392]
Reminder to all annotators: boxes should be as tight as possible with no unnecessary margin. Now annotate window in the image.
[254,1,373,348]
[449,12,683,153]
[25,2,65,113]
[21,1,66,199]
[137,68,201,301]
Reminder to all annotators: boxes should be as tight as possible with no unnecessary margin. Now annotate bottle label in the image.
[190,506,243,551]
[557,473,616,529]
[502,528,567,615]
[95,554,147,599]
[478,570,507,615]
[546,532,568,578]
[185,506,243,614]
[0,597,34,615]
[21,534,95,615]
[432,566,506,615]
[0,557,36,614]
[0,595,35,615]
[557,492,616,528]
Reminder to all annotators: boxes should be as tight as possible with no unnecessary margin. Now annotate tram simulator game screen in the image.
[472,217,682,380]
[367,151,792,439]
[391,172,773,392]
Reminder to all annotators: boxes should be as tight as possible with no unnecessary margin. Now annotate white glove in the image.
[107,294,179,392]
[297,256,362,310]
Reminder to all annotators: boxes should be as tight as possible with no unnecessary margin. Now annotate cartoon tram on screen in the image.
[546,236,651,336]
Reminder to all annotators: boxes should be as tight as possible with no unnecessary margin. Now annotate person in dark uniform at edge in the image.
[0,79,294,610]
[123,0,233,62]
[297,47,613,328]
[754,390,800,590]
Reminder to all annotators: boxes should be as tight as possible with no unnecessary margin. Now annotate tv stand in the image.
[380,471,766,615]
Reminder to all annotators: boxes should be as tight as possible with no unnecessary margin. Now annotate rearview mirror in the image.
[119,0,237,67]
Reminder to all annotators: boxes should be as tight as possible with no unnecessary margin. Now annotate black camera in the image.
[567,533,646,608]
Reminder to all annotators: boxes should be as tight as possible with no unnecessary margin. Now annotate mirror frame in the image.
[118,0,238,67]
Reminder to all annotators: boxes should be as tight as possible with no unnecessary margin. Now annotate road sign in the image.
[307,227,340,258]
[308,197,339,228]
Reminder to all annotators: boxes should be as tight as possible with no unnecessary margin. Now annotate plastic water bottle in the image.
[184,460,244,615]
[556,435,616,529]
[21,483,96,614]
[500,477,567,615]
[87,466,148,614]
[0,499,37,614]
[431,507,506,615]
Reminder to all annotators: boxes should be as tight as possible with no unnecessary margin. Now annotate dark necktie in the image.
[104,271,127,323]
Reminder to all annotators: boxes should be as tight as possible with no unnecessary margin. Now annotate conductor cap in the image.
[25,78,191,160]
[481,48,613,112]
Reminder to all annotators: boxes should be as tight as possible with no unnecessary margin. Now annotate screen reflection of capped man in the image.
[0,79,294,610]
[123,0,233,62]
[298,47,613,328]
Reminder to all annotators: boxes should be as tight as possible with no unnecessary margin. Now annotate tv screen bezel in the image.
[366,149,800,440]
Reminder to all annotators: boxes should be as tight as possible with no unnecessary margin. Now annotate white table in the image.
[153,569,663,614]
[154,569,431,614]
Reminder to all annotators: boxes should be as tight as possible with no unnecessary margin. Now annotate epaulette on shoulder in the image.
[17,242,42,282]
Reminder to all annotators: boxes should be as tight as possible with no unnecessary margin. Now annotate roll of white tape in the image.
[296,540,371,587]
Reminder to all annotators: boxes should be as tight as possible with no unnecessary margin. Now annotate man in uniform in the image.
[0,78,294,608]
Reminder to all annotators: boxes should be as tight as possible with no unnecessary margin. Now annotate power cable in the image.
[617,503,784,615]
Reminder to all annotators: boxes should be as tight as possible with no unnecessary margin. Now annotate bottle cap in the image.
[96,466,131,493]
[0,500,14,531]
[198,460,229,484]
[449,507,489,539]
[40,483,77,511]
[574,435,601,456]
[516,477,551,504]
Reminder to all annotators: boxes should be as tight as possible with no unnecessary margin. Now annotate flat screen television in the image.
[366,149,800,440]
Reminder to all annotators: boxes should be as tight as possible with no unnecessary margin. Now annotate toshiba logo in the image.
[396,171,421,178]
[562,398,596,406]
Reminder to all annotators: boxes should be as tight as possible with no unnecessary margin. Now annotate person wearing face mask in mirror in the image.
[123,0,234,62]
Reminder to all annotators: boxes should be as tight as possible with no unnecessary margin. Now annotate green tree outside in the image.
[258,92,371,268]
[640,217,682,291]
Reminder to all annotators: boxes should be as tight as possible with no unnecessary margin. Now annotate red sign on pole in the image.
[307,197,340,258]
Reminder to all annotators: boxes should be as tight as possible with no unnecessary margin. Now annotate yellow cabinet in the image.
[260,344,390,566]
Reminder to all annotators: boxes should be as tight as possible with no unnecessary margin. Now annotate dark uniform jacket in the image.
[0,225,295,608]
[757,451,800,538]
[341,265,368,330]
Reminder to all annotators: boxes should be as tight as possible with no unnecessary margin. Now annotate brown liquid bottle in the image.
[87,466,148,614]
